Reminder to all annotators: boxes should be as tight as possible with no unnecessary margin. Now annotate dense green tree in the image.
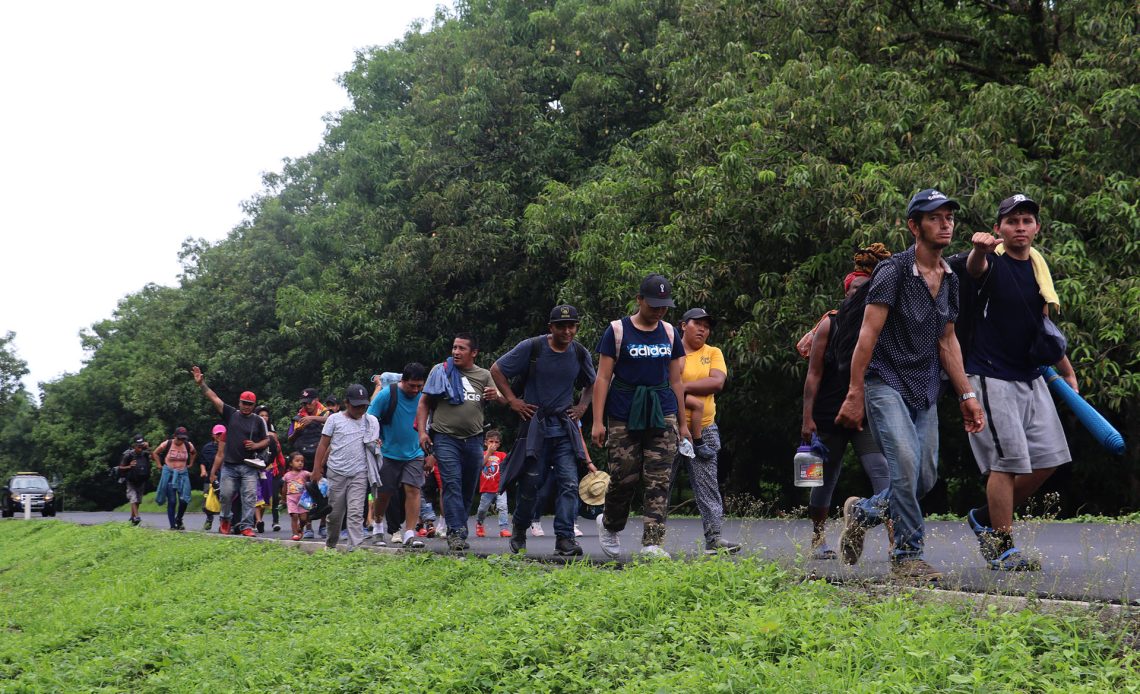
[20,0,1140,512]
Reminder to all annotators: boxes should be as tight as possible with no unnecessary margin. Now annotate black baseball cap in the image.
[681,307,716,327]
[345,384,370,407]
[131,435,145,446]
[996,194,1039,223]
[906,188,960,218]
[174,426,189,440]
[639,273,675,308]
[549,304,580,323]
[324,396,340,406]
[299,387,319,403]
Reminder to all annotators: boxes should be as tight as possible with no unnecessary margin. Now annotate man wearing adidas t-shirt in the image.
[592,274,689,559]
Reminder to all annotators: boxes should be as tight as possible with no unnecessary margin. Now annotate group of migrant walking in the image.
[127,187,1076,581]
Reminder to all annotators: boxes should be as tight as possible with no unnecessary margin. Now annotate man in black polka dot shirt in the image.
[835,188,986,584]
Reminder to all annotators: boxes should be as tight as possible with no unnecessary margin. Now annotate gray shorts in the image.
[125,481,145,504]
[968,374,1071,475]
[377,456,425,492]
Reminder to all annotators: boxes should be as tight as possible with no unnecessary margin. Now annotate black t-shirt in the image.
[197,441,219,478]
[965,253,1043,382]
[221,404,267,465]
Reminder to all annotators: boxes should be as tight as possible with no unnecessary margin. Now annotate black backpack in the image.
[512,335,592,398]
[127,454,151,484]
[379,382,400,426]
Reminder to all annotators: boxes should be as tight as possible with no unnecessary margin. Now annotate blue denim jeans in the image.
[476,492,509,528]
[512,435,578,539]
[219,463,259,531]
[433,432,484,539]
[855,378,940,561]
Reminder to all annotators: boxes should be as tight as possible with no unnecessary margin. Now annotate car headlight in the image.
[44,494,54,500]
[9,493,18,501]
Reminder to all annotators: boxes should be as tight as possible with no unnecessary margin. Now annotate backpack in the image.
[610,318,676,364]
[513,335,593,396]
[379,382,400,426]
[825,281,872,378]
[127,454,151,484]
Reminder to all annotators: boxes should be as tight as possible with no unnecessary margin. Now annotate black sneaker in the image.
[446,532,466,552]
[704,537,742,555]
[130,516,141,526]
[256,521,265,534]
[509,534,527,554]
[554,537,584,557]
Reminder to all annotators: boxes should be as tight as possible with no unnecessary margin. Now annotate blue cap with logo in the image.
[906,188,960,218]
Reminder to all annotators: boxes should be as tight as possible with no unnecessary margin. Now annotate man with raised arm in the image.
[962,194,1076,571]
[191,366,268,537]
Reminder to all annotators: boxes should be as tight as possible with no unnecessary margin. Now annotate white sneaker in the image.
[391,530,404,545]
[639,544,671,559]
[403,530,424,548]
[529,521,545,537]
[574,523,583,537]
[596,515,620,558]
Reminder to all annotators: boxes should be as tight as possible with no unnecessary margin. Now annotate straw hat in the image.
[578,471,611,506]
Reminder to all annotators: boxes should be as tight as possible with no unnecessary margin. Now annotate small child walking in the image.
[282,453,311,541]
[475,430,511,538]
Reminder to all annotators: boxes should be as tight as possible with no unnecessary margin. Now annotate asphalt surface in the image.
[25,511,1140,605]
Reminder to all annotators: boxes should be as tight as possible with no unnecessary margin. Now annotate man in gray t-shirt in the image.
[313,384,379,551]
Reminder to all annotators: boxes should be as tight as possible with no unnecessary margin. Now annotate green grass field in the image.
[0,522,1136,692]
[114,490,207,515]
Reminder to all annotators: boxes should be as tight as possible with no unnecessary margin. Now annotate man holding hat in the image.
[592,274,690,559]
[835,189,985,583]
[191,366,269,536]
[961,194,1076,570]
[672,307,740,554]
[312,384,380,551]
[492,304,597,557]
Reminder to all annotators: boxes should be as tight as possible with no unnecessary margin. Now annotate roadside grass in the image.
[0,522,1136,692]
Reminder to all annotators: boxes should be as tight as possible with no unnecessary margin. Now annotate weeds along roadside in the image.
[1,521,1137,691]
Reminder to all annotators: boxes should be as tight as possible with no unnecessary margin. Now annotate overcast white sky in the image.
[1,0,448,395]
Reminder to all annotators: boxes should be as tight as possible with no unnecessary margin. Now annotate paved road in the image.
[24,512,1140,605]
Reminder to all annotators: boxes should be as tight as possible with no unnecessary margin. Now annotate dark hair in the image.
[402,362,428,381]
[454,332,479,351]
[486,429,501,441]
[254,405,270,415]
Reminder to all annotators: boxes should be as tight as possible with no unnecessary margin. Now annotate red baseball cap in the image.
[239,391,257,403]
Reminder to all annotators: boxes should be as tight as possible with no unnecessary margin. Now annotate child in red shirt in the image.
[475,430,510,538]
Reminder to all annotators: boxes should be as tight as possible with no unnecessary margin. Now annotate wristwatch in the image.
[959,391,977,402]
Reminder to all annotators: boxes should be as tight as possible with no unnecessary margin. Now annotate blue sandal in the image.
[988,547,1041,572]
[967,508,1002,561]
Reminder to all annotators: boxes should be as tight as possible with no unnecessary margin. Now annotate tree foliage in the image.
[18,0,1140,512]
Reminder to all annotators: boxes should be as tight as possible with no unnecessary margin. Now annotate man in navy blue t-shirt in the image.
[591,274,689,560]
[491,304,596,557]
[962,194,1076,571]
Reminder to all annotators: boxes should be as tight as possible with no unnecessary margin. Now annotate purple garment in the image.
[257,469,275,506]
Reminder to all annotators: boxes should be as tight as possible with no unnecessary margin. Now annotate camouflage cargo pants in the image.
[601,415,679,546]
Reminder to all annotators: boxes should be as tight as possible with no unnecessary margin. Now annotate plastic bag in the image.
[204,485,221,513]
